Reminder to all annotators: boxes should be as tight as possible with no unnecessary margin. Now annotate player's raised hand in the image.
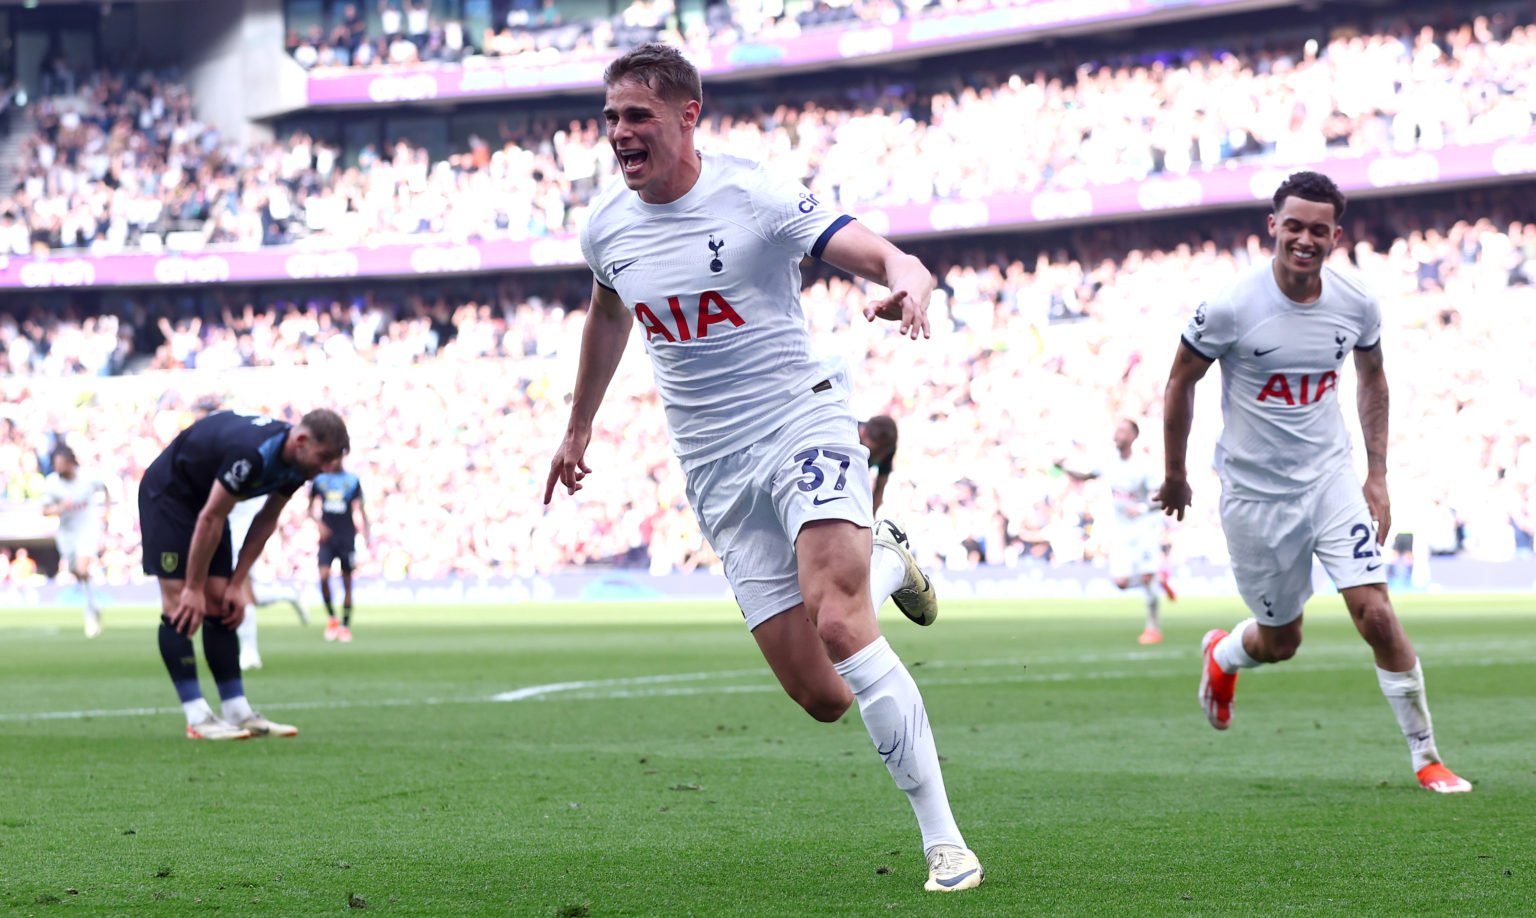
[1154,477,1192,521]
[864,288,931,339]
[544,429,593,504]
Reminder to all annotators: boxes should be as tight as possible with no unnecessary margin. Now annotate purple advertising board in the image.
[305,0,1271,107]
[5,137,1533,290]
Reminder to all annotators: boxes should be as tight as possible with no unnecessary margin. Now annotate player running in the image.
[1060,419,1172,644]
[309,457,369,643]
[41,445,111,638]
[545,43,980,891]
[140,408,348,740]
[1156,171,1470,793]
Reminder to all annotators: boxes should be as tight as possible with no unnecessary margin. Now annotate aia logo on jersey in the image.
[707,235,725,274]
[1257,372,1337,406]
[634,291,744,343]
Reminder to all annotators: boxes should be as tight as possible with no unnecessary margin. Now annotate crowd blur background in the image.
[0,0,1532,590]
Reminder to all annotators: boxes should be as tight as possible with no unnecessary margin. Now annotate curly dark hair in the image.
[1272,171,1346,221]
[603,42,702,106]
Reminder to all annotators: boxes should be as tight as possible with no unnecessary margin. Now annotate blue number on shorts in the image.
[793,448,853,492]
[1350,523,1379,559]
[793,448,825,492]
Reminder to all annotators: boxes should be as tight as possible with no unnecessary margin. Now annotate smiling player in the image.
[1156,171,1470,793]
[545,43,981,891]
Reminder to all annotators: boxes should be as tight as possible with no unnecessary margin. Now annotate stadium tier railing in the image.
[5,135,1533,290]
[302,0,1287,107]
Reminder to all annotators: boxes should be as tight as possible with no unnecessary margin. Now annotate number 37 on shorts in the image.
[785,446,873,524]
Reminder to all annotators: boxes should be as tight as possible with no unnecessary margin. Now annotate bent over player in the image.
[1157,171,1469,793]
[140,408,348,740]
[545,44,981,891]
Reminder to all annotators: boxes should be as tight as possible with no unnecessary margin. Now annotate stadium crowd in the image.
[287,0,960,72]
[3,7,1533,254]
[3,194,1533,587]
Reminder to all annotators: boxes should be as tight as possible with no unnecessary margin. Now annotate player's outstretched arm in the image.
[819,221,934,339]
[1156,342,1214,521]
[545,281,634,504]
[1354,343,1392,542]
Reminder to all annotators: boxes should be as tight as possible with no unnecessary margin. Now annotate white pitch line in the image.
[0,648,1524,723]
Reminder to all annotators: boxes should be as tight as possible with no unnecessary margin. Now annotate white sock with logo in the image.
[1376,659,1441,771]
[833,636,964,853]
[868,542,907,617]
[1142,582,1161,629]
[1214,618,1261,673]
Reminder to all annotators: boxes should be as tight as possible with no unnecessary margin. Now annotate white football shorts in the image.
[55,530,97,569]
[1107,525,1160,582]
[684,374,873,630]
[1220,467,1387,626]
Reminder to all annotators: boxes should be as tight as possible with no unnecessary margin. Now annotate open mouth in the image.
[1290,247,1319,265]
[617,149,649,174]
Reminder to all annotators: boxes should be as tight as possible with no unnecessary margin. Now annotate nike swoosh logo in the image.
[812,495,848,506]
[935,869,978,888]
[1253,346,1281,356]
[610,258,639,278]
[1365,562,1382,571]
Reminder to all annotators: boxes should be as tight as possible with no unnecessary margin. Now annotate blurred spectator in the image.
[2,194,1532,583]
[7,8,1532,254]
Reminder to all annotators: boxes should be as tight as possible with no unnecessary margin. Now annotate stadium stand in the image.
[0,0,1532,591]
[3,4,1533,253]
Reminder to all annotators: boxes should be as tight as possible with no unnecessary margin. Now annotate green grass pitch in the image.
[2,594,1532,916]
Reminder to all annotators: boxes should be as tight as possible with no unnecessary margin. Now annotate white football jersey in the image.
[581,153,849,470]
[44,472,106,537]
[1097,450,1161,533]
[1182,261,1381,498]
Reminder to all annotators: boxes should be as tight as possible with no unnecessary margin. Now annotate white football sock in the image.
[1376,659,1442,772]
[221,695,255,724]
[1214,618,1261,673]
[1142,582,1160,630]
[80,579,99,613]
[868,542,907,616]
[834,636,965,852]
[182,697,215,726]
[237,606,258,655]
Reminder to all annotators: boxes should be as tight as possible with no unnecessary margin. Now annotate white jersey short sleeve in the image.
[1098,451,1161,535]
[44,472,105,539]
[1181,262,1382,499]
[581,153,853,470]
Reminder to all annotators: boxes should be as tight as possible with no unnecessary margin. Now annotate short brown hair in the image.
[603,42,702,105]
[300,409,350,453]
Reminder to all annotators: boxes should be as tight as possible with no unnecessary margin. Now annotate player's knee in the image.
[1354,600,1398,647]
[814,612,865,660]
[1257,628,1301,662]
[1113,578,1131,590]
[797,685,852,723]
